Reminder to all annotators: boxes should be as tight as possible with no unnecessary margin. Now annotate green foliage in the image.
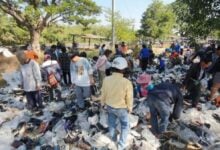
[0,11,29,45]
[0,0,101,48]
[172,0,220,38]
[140,0,176,39]
[104,9,137,43]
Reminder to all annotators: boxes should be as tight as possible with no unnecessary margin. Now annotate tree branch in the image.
[0,1,32,29]
[48,14,62,24]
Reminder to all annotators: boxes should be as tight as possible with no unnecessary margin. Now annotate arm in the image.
[70,62,76,84]
[85,59,94,84]
[125,81,134,113]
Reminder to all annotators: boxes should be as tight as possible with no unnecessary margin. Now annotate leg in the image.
[34,91,43,108]
[63,71,68,85]
[107,106,117,141]
[75,86,84,108]
[98,70,106,87]
[25,91,36,109]
[117,108,129,150]
[191,84,201,107]
[49,87,54,101]
[55,84,62,101]
[67,71,72,85]
[148,99,159,135]
[82,86,91,99]
[156,101,170,134]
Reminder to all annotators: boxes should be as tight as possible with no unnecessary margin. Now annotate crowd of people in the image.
[15,41,220,150]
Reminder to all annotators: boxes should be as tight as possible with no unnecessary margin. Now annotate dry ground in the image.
[0,55,20,87]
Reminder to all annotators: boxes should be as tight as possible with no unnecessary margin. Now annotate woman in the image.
[95,49,112,87]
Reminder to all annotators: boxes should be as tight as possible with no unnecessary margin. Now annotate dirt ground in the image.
[0,55,20,87]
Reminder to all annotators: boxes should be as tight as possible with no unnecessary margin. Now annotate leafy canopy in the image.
[172,0,220,38]
[140,0,175,39]
[0,0,101,31]
[104,9,136,43]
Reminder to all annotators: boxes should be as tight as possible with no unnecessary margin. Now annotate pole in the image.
[112,0,115,51]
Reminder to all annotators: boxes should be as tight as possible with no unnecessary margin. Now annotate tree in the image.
[140,0,175,39]
[0,11,29,45]
[0,0,100,51]
[172,0,220,38]
[104,9,136,43]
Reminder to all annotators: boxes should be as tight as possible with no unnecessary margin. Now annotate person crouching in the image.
[147,82,183,136]
[101,57,133,150]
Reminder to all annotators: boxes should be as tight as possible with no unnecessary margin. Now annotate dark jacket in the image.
[183,63,205,88]
[148,83,183,119]
[58,52,70,72]
[209,57,220,74]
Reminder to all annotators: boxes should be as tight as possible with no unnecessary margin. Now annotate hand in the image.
[90,78,95,85]
[36,85,41,91]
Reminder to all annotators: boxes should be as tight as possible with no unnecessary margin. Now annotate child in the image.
[158,56,165,73]
[136,73,151,97]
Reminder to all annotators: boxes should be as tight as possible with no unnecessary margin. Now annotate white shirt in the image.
[70,58,93,87]
[20,60,41,91]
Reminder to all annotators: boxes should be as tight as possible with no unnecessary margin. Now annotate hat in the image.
[111,57,128,70]
[136,73,151,84]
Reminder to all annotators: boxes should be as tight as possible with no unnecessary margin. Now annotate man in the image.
[42,54,62,101]
[70,52,94,109]
[16,51,43,110]
[58,46,71,85]
[183,56,212,107]
[139,44,150,71]
[147,82,183,136]
[120,42,128,55]
[209,46,220,100]
[101,57,133,150]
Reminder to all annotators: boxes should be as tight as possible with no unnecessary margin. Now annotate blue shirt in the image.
[140,48,150,59]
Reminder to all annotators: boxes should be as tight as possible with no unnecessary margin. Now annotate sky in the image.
[93,0,175,29]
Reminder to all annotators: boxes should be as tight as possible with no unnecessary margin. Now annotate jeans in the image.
[25,91,43,109]
[147,97,170,135]
[107,106,129,150]
[75,86,91,108]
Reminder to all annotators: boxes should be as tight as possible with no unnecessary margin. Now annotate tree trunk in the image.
[30,30,41,52]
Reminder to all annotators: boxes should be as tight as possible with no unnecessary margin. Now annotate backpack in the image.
[48,72,58,88]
